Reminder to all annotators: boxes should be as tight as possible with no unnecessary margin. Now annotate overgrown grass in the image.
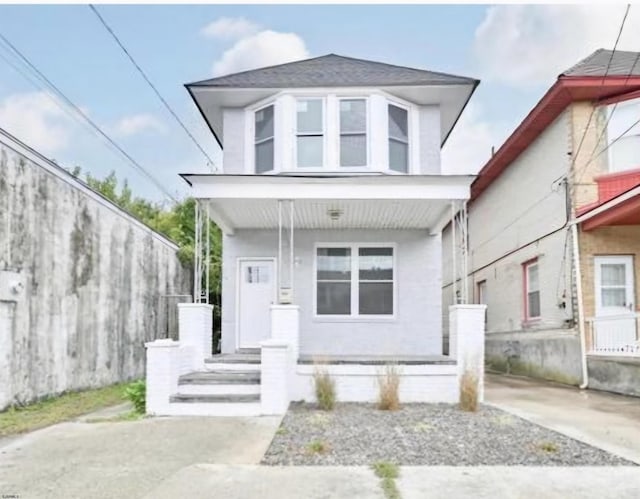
[371,461,401,499]
[313,366,336,411]
[377,364,401,411]
[0,382,132,437]
[306,439,330,454]
[538,441,559,453]
[459,370,479,412]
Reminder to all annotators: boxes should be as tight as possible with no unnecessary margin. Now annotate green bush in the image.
[124,380,146,414]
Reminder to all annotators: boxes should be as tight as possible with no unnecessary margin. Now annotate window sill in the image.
[312,316,397,323]
[521,318,542,328]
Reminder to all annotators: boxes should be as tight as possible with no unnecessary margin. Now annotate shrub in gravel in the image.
[313,367,336,411]
[459,370,478,412]
[377,364,401,411]
[371,461,400,499]
[306,439,330,454]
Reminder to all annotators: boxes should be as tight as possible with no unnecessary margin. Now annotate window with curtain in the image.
[607,98,640,173]
[388,104,409,173]
[339,99,367,167]
[296,99,324,167]
[255,104,274,173]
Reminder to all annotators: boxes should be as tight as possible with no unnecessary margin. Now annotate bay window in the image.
[316,244,394,317]
[339,99,367,167]
[254,104,274,173]
[388,104,409,173]
[607,98,640,173]
[296,98,324,167]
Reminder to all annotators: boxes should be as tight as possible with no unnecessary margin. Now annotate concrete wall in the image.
[222,229,443,356]
[587,356,640,397]
[0,133,190,410]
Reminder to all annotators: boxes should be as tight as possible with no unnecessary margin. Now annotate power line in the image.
[571,4,631,184]
[88,4,217,172]
[0,30,179,204]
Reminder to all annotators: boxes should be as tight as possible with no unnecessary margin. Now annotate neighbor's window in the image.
[255,104,274,173]
[524,260,540,320]
[296,98,324,167]
[388,104,409,173]
[316,245,394,316]
[340,99,367,167]
[607,98,640,173]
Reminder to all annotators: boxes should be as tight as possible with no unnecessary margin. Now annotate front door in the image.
[238,259,276,348]
[594,256,636,352]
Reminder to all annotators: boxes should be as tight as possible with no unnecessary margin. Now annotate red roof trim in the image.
[582,193,640,231]
[471,76,640,203]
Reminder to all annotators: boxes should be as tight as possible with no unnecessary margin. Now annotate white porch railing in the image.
[586,313,640,356]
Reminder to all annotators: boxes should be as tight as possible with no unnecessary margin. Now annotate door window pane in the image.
[297,136,323,167]
[601,264,625,286]
[359,282,393,315]
[246,265,270,284]
[602,288,626,307]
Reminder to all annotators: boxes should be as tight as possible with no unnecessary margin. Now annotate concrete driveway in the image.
[0,413,281,499]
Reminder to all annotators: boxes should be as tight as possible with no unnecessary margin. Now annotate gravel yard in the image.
[262,403,634,466]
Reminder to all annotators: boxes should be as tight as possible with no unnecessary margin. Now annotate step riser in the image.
[160,402,262,417]
[177,384,261,396]
[205,363,261,372]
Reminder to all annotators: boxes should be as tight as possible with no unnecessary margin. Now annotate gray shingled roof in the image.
[561,49,640,77]
[187,54,478,88]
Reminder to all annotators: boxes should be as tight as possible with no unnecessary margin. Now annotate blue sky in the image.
[0,4,637,203]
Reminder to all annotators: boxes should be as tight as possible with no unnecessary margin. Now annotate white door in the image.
[238,259,276,348]
[594,256,636,352]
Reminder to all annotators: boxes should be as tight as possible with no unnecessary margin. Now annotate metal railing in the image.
[586,313,640,356]
[158,294,192,340]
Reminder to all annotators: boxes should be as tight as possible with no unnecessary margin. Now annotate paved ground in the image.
[485,373,640,464]
[0,412,281,499]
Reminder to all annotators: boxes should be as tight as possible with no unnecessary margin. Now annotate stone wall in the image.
[0,132,190,410]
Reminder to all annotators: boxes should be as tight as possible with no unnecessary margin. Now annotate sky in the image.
[0,3,639,204]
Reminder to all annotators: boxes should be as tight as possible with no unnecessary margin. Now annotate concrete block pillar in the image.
[270,305,299,361]
[449,304,487,402]
[178,303,213,370]
[260,339,290,415]
[145,339,180,415]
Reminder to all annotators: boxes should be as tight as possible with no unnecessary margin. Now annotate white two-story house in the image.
[145,54,487,416]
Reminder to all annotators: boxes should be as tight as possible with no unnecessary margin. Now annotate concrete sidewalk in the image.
[486,373,640,464]
[143,464,640,499]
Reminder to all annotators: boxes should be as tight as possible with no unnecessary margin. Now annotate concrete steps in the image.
[166,352,263,416]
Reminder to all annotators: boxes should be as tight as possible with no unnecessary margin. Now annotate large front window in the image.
[316,245,394,317]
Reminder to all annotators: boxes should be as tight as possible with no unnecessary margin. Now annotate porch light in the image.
[327,208,343,221]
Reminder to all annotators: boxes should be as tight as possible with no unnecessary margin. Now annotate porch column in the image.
[270,305,300,360]
[178,303,213,370]
[260,339,290,415]
[145,339,180,415]
[449,304,487,401]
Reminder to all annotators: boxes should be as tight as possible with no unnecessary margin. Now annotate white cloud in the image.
[0,91,73,154]
[111,113,166,137]
[474,5,640,86]
[441,103,500,175]
[201,17,260,40]
[212,30,309,76]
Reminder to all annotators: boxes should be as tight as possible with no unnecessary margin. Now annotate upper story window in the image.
[607,97,640,173]
[388,104,409,173]
[255,104,274,173]
[340,99,367,167]
[296,98,324,168]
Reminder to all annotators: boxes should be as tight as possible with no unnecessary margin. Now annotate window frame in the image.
[313,242,397,321]
[605,97,640,174]
[387,101,410,174]
[338,96,370,169]
[523,258,541,322]
[252,102,276,174]
[294,97,326,169]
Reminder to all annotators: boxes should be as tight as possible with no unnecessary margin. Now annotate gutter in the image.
[570,221,589,389]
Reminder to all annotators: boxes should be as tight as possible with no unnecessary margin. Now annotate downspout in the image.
[571,221,589,389]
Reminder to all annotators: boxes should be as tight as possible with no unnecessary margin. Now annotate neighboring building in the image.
[0,128,190,410]
[145,54,488,416]
[443,49,640,397]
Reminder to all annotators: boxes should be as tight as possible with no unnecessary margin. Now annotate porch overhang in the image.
[575,183,640,231]
[180,174,474,235]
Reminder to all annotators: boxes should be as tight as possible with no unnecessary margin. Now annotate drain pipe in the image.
[571,221,589,389]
